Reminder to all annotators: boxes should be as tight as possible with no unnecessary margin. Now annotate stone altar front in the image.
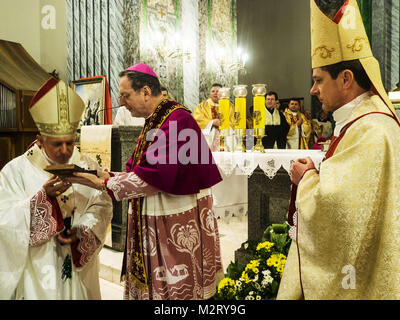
[211,150,325,265]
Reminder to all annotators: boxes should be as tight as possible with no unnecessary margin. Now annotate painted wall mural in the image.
[67,0,238,117]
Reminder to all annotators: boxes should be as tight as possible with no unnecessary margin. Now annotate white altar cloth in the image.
[211,150,326,220]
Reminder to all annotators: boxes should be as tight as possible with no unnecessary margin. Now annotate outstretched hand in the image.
[64,172,105,190]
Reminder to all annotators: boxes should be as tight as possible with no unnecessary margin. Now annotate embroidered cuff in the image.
[29,188,64,247]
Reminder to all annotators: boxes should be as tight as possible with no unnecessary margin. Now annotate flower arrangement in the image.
[214,223,291,300]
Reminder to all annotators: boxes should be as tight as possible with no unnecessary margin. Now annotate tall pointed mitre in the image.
[310,0,395,115]
[29,77,85,137]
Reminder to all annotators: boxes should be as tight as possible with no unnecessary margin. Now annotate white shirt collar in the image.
[332,91,372,136]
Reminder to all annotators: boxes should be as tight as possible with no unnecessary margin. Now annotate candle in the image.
[218,99,230,130]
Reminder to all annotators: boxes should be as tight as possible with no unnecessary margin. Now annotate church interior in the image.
[0,0,399,300]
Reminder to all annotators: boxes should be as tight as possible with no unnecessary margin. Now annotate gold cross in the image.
[159,8,166,19]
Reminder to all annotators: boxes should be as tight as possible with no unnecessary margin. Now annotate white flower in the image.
[266,275,273,284]
[256,295,262,300]
[253,275,259,282]
[262,270,271,277]
[245,295,255,300]
[261,279,268,288]
[249,291,254,295]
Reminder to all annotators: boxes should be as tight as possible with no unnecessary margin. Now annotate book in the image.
[44,164,97,177]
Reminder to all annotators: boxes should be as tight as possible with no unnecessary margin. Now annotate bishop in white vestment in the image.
[0,78,113,300]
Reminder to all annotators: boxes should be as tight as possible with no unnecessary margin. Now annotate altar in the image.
[211,150,325,263]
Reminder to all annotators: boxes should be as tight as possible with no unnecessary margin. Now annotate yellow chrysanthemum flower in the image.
[256,241,275,252]
[217,277,236,293]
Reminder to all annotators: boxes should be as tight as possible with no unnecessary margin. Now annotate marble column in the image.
[371,0,400,92]
[66,0,125,119]
[182,0,200,109]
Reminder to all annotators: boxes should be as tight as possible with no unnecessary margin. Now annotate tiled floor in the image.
[99,215,248,300]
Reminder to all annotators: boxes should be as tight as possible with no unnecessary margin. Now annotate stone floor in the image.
[99,214,248,300]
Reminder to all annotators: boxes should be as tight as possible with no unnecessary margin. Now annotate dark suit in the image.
[262,107,290,149]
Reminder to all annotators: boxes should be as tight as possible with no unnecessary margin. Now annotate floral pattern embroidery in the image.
[29,188,58,246]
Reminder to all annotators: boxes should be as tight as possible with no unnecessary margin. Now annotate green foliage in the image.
[262,223,291,256]
[214,223,292,300]
[61,254,72,281]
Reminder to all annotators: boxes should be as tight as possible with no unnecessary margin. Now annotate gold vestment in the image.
[284,109,311,149]
[278,95,400,299]
[192,98,235,130]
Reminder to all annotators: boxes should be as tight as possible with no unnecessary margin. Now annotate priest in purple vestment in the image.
[67,63,224,300]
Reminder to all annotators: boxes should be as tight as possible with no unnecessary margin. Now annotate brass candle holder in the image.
[252,84,267,153]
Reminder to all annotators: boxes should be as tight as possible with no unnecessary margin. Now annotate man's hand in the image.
[97,169,110,179]
[64,172,105,190]
[212,119,220,128]
[296,118,303,126]
[43,176,72,198]
[57,228,78,245]
[290,157,316,185]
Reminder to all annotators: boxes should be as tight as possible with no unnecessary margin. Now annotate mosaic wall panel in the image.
[67,0,125,119]
[139,0,182,103]
[371,0,399,92]
[207,0,237,94]
[67,0,238,115]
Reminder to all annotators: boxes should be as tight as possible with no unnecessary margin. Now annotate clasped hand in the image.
[290,157,316,185]
[57,228,78,245]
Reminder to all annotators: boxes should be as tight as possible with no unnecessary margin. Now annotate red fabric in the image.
[77,75,113,125]
[48,196,65,233]
[70,227,101,268]
[103,177,116,200]
[332,0,350,24]
[287,184,298,227]
[29,77,59,109]
[70,239,82,268]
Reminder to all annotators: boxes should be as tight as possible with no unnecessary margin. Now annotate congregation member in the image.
[284,98,311,149]
[192,83,235,150]
[66,63,224,300]
[262,91,290,149]
[313,109,334,140]
[278,0,400,299]
[0,78,113,300]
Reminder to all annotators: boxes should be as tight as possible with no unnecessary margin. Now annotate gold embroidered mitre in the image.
[29,77,85,137]
[310,0,394,111]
